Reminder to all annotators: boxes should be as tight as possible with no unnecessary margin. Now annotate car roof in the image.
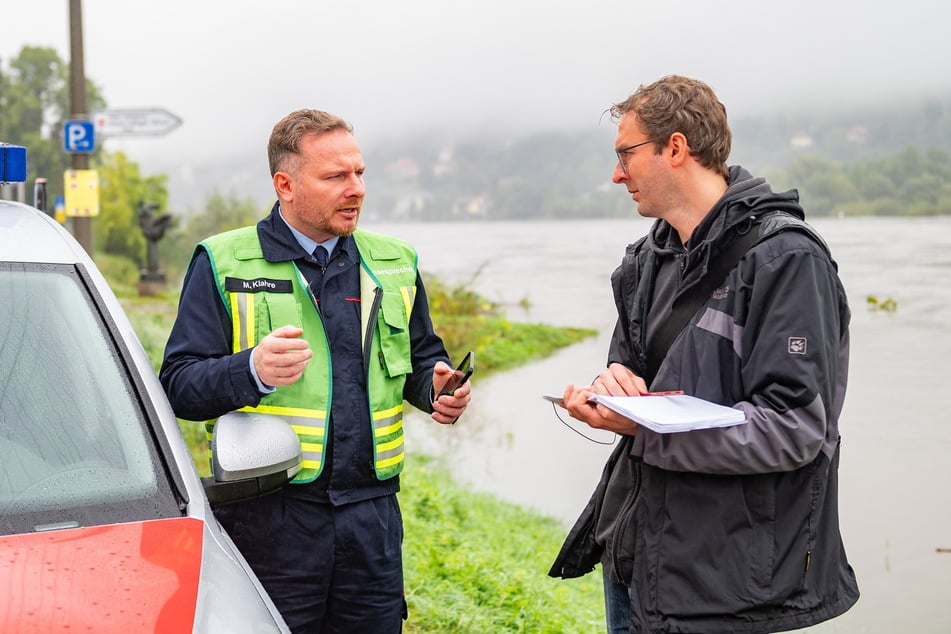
[0,199,91,264]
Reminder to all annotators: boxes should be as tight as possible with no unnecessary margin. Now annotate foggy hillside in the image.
[153,95,951,220]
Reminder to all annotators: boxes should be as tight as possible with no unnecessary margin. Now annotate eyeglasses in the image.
[615,140,653,175]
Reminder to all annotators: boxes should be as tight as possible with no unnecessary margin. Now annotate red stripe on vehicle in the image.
[0,517,203,632]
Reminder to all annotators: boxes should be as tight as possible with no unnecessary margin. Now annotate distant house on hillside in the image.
[790,132,814,149]
[385,157,421,182]
[392,191,432,218]
[451,195,489,218]
[846,125,869,146]
[433,146,456,177]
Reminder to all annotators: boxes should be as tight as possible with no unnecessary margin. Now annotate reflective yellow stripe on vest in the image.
[230,292,256,352]
[399,285,417,325]
[373,403,405,471]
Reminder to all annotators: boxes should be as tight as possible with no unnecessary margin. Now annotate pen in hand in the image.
[638,390,685,396]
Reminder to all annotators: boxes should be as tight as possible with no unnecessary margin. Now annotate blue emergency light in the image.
[0,143,28,184]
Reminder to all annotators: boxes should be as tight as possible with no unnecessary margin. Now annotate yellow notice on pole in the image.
[64,169,100,217]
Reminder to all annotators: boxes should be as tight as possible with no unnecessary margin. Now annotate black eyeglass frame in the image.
[615,140,654,174]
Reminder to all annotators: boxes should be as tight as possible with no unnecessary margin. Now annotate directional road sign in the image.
[64,120,96,153]
[92,108,182,137]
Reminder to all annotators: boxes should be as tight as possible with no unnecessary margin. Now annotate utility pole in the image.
[69,0,93,255]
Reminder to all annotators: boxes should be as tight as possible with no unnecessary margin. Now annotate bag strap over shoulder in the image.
[645,217,763,382]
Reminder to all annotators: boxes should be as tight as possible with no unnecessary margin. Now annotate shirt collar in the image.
[278,207,341,257]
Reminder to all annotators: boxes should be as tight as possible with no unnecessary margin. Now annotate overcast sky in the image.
[4,0,950,203]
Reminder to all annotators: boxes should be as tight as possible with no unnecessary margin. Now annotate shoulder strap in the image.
[645,221,762,382]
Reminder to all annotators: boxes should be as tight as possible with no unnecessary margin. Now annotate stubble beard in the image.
[314,198,362,238]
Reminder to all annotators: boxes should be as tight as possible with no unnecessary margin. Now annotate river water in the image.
[367,215,951,634]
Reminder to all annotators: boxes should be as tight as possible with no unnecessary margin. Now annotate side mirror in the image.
[201,411,302,506]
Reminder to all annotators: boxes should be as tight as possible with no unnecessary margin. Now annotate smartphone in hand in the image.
[439,351,474,396]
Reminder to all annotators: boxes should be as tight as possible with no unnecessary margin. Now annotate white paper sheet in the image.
[587,394,747,433]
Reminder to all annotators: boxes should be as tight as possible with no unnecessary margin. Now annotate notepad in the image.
[587,394,747,433]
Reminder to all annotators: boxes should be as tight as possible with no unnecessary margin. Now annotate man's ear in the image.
[668,132,689,167]
[273,171,293,202]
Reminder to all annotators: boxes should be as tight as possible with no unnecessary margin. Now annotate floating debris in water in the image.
[866,295,898,312]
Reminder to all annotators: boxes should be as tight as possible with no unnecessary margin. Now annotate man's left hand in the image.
[431,360,471,425]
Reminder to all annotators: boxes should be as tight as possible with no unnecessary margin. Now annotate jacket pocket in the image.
[609,483,640,584]
[649,471,773,616]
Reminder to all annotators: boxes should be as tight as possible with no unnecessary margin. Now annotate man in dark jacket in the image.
[550,76,859,633]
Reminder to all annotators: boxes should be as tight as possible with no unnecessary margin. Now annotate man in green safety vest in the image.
[160,109,471,633]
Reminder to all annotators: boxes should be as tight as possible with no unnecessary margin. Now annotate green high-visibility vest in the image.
[199,227,419,482]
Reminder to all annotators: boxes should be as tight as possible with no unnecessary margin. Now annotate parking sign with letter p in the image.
[63,120,95,153]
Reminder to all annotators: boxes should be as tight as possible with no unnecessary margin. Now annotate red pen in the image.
[640,390,685,396]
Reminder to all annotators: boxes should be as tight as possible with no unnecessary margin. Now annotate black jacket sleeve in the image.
[402,272,451,413]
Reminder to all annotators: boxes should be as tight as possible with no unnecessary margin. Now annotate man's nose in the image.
[346,175,366,197]
[611,162,627,184]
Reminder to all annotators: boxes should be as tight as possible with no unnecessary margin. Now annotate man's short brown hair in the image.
[611,75,731,180]
[267,109,353,176]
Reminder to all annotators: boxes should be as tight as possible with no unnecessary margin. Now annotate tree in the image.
[0,46,106,204]
[159,189,265,281]
[96,151,169,262]
[183,189,264,241]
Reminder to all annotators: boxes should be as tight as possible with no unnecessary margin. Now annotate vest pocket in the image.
[378,291,412,376]
[229,292,304,352]
[262,293,303,333]
[228,291,269,351]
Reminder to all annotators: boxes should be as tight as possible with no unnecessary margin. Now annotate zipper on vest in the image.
[363,286,383,371]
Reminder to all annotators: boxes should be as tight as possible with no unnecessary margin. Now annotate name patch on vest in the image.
[225,276,293,293]
[375,266,415,276]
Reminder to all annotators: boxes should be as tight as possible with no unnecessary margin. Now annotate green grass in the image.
[441,317,596,375]
[400,456,605,633]
[104,257,604,631]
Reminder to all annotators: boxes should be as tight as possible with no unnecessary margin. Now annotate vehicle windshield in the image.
[0,263,180,535]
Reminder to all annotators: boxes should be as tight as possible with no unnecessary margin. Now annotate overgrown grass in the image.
[100,255,604,631]
[401,457,605,633]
